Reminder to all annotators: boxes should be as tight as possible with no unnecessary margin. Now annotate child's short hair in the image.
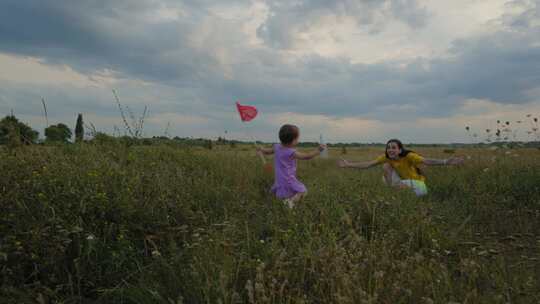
[279,124,299,144]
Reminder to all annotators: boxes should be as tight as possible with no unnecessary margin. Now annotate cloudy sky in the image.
[0,0,539,143]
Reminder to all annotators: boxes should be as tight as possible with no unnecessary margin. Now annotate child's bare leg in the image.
[292,191,307,202]
[285,191,307,209]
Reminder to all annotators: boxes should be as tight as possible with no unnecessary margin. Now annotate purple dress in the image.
[271,144,307,199]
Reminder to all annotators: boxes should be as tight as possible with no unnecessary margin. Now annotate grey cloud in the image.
[501,0,539,28]
[388,0,429,28]
[0,0,539,135]
[230,2,540,119]
[0,0,220,85]
[257,0,429,49]
[224,19,540,119]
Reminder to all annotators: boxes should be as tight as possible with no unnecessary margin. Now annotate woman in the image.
[338,139,463,196]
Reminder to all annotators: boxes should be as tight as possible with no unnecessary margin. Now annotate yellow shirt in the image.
[375,152,425,181]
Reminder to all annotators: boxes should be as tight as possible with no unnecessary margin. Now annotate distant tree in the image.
[341,146,347,155]
[0,115,39,145]
[45,123,72,143]
[206,139,213,150]
[75,113,84,142]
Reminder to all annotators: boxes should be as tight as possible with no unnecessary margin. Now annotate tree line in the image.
[0,113,84,146]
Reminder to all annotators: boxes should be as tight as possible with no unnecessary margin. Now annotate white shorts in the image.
[383,170,428,196]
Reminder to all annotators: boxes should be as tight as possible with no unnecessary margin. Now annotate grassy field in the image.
[1,143,539,303]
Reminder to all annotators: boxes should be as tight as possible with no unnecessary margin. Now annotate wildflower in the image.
[87,234,96,241]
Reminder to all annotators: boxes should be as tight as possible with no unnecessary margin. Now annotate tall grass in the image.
[0,145,539,303]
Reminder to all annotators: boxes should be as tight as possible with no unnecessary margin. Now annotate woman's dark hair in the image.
[279,124,299,145]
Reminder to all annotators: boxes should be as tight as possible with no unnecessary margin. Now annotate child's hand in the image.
[338,159,350,168]
[447,156,464,165]
[318,144,327,152]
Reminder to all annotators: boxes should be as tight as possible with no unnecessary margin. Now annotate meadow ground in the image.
[1,143,539,303]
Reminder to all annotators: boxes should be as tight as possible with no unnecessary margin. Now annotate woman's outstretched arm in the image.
[338,159,379,169]
[423,156,464,166]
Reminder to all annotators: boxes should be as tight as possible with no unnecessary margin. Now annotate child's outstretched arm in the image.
[338,159,378,169]
[294,144,326,160]
[423,156,464,166]
[256,146,274,155]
